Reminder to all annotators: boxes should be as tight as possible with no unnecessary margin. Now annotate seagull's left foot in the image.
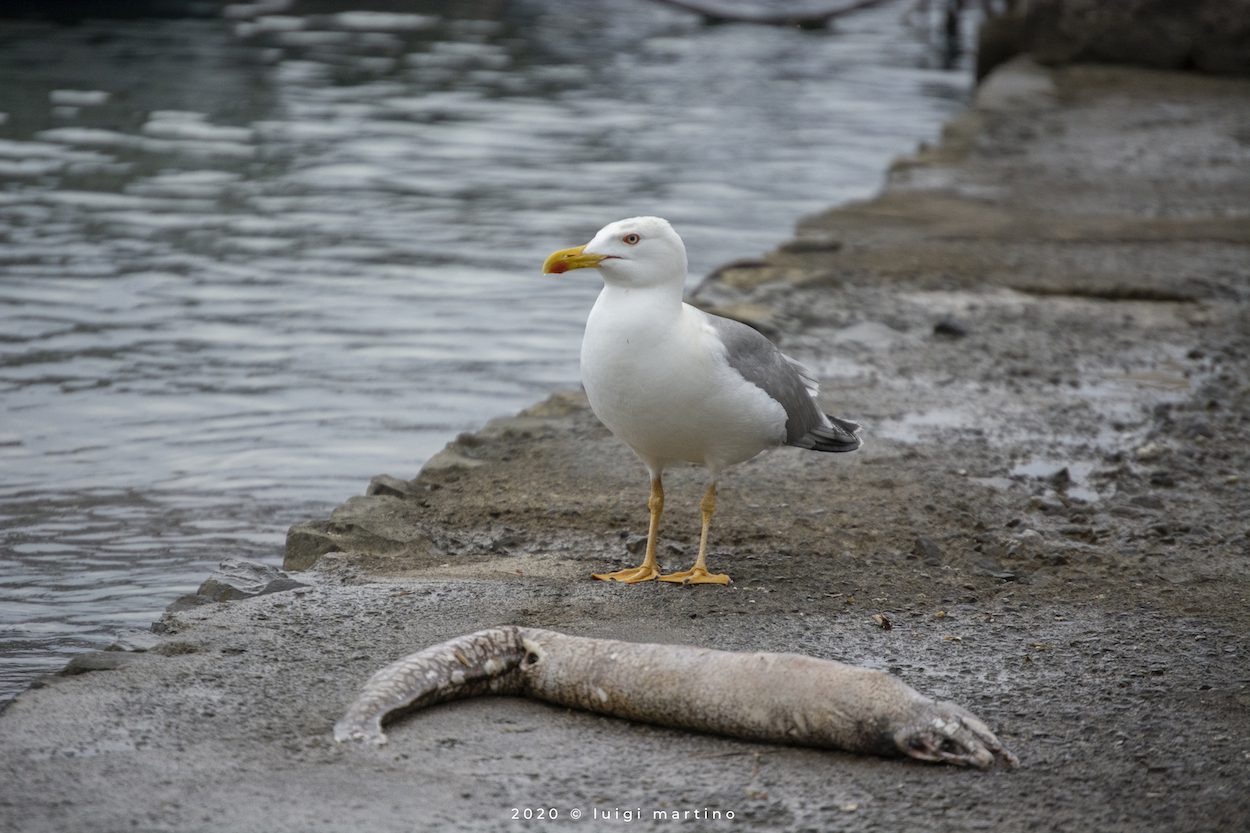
[658,567,730,586]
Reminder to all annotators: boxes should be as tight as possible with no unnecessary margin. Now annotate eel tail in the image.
[333,626,527,744]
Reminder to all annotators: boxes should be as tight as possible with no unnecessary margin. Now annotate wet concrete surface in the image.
[2,59,1249,832]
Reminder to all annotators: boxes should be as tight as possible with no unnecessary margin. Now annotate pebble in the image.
[912,536,943,565]
[933,318,970,338]
[1029,495,1064,513]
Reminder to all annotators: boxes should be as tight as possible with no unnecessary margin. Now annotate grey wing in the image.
[706,315,860,452]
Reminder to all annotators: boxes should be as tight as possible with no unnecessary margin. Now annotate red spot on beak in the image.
[549,262,569,274]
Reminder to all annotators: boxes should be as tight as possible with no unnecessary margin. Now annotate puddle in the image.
[1009,458,1103,502]
[830,321,913,350]
[873,405,977,444]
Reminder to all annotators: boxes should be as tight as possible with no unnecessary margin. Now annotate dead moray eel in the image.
[334,627,1018,769]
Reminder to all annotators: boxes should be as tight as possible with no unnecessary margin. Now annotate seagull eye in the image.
[622,233,641,245]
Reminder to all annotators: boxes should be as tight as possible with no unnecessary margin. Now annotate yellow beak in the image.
[542,244,607,275]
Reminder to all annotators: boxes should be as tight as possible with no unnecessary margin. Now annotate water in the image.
[0,0,972,701]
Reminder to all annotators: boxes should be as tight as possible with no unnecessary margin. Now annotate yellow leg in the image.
[660,483,730,586]
[593,476,663,583]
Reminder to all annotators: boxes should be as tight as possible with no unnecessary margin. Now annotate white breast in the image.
[580,288,787,473]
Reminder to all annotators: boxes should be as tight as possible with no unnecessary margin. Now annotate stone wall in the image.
[978,0,1250,79]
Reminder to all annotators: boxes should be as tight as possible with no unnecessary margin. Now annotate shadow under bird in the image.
[543,217,861,585]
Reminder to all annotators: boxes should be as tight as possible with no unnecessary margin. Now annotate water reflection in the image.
[0,0,970,701]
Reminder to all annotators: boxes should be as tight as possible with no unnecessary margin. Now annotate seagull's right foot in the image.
[592,564,661,583]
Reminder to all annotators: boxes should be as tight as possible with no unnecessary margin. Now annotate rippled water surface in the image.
[0,0,971,700]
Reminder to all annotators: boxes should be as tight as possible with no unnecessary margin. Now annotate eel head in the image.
[895,700,1019,769]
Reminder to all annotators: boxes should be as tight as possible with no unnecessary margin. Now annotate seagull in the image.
[542,217,861,585]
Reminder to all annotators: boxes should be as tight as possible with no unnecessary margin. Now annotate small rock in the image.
[913,536,942,565]
[366,474,416,498]
[1149,471,1177,488]
[1005,528,1043,559]
[419,447,485,475]
[59,652,133,676]
[197,558,307,602]
[1059,524,1096,542]
[1028,495,1064,513]
[975,560,1018,581]
[1048,467,1073,489]
[165,593,214,613]
[1039,551,1070,567]
[1130,494,1165,510]
[284,520,340,571]
[1135,442,1165,461]
[933,318,970,339]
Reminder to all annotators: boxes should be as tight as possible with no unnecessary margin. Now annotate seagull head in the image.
[542,216,687,289]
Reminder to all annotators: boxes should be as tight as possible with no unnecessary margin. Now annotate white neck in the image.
[584,280,686,359]
[597,278,685,314]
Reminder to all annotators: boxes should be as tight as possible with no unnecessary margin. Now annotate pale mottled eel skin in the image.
[334,626,1018,769]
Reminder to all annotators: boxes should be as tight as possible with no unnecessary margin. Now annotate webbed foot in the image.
[658,566,730,586]
[592,564,661,583]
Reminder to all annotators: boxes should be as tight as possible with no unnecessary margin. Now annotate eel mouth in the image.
[906,734,995,768]
[897,709,1020,769]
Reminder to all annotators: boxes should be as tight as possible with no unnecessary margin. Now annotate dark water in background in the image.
[0,0,972,701]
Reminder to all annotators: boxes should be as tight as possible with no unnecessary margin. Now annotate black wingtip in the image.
[826,414,861,435]
[794,414,863,453]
